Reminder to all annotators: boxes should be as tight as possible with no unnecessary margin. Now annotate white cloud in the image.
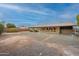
[34,5,57,16]
[25,8,49,15]
[59,14,72,19]
[0,4,51,15]
[0,13,4,19]
[58,4,79,20]
[0,4,22,11]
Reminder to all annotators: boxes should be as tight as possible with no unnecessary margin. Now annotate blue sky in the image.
[0,3,78,26]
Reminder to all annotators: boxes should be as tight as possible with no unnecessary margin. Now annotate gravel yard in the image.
[0,32,79,56]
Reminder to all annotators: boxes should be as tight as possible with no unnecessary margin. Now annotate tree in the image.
[6,23,16,28]
[76,15,79,26]
[0,22,4,35]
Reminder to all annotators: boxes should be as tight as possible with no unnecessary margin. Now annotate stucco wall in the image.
[61,29,73,34]
[29,26,73,34]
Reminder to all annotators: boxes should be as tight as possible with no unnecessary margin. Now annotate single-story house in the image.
[29,23,76,34]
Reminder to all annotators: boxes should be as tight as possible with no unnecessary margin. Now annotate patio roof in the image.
[29,22,77,27]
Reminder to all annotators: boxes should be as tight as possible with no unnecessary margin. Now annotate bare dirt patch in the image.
[0,32,79,56]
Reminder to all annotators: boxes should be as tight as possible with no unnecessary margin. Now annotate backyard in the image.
[0,32,79,56]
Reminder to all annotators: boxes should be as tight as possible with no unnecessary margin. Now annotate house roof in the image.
[29,22,77,28]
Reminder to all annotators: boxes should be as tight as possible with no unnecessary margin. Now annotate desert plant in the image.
[76,15,79,26]
[6,23,16,28]
[0,22,4,35]
[6,28,18,32]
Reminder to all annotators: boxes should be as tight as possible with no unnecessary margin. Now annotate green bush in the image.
[6,23,16,28]
[34,30,38,32]
[29,29,38,32]
[6,28,18,32]
[0,23,4,35]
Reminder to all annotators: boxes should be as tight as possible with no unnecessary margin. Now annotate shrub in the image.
[34,30,38,32]
[6,28,18,32]
[6,23,16,28]
[0,23,4,35]
[29,29,38,32]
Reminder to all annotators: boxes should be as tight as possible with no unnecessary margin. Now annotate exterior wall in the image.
[47,27,60,33]
[29,27,60,33]
[29,26,74,34]
[54,27,60,34]
[60,26,73,34]
[60,29,73,34]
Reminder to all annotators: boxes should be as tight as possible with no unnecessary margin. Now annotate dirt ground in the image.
[0,32,79,56]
